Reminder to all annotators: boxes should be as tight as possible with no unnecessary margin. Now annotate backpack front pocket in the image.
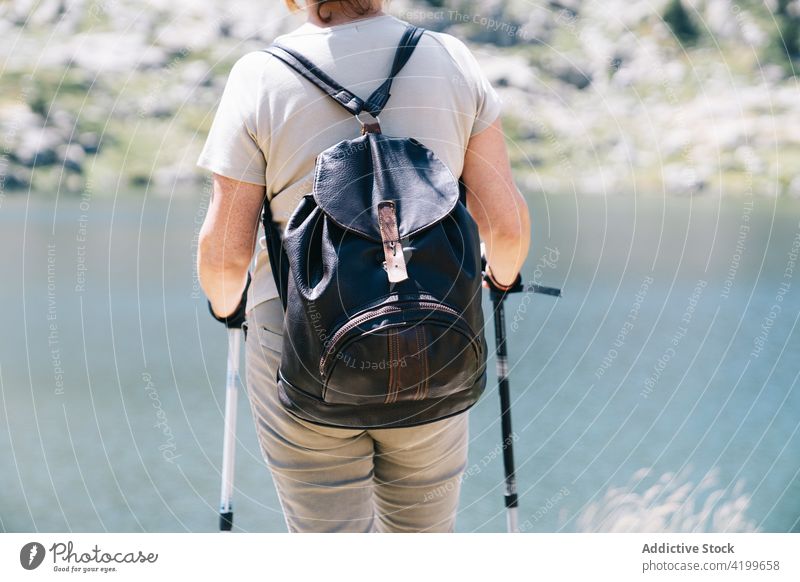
[320,302,482,406]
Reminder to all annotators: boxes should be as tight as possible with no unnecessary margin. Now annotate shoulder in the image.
[422,29,468,52]
[418,29,483,77]
[228,50,274,77]
[222,49,291,92]
[420,29,473,60]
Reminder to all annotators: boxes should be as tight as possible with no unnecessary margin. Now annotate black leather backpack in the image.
[261,24,487,428]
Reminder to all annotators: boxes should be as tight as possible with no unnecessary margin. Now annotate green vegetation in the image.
[662,0,700,46]
[764,0,800,75]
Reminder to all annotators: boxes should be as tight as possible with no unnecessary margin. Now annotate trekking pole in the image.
[219,327,240,531]
[208,275,250,532]
[486,270,561,533]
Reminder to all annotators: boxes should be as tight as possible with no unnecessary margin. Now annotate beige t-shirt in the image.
[197,13,502,311]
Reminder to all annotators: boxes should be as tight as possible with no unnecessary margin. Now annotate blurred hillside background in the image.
[2,1,800,533]
[1,0,799,199]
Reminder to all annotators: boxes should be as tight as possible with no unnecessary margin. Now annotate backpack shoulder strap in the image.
[263,43,366,116]
[262,24,424,118]
[261,198,288,310]
[259,24,425,309]
[363,24,424,118]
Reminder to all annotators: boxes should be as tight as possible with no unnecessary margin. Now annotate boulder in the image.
[29,0,67,26]
[13,127,63,167]
[0,104,44,143]
[152,163,204,193]
[661,163,709,196]
[57,143,86,173]
[5,0,39,25]
[705,0,740,41]
[480,54,538,90]
[550,60,592,89]
[0,163,31,191]
[50,110,77,134]
[79,132,102,154]
[734,145,765,174]
[66,33,168,73]
[156,20,218,55]
[517,9,552,44]
[181,60,214,89]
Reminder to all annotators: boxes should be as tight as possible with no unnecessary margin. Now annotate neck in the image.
[305,1,384,28]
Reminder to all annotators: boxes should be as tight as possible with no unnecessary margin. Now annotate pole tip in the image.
[220,511,233,532]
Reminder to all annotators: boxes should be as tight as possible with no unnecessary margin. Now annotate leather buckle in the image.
[377,201,408,283]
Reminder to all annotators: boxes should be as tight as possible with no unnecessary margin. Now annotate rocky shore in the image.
[1,0,798,198]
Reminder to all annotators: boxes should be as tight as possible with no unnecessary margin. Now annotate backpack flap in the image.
[312,133,460,243]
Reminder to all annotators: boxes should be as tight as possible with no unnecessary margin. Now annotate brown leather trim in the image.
[392,326,421,402]
[390,329,401,403]
[360,121,382,135]
[385,329,396,404]
[377,201,409,283]
[413,326,422,400]
[416,326,429,401]
[396,330,404,403]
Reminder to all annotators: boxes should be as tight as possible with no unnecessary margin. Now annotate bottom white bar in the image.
[1,533,798,581]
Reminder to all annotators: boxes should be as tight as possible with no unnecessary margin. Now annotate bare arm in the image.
[198,174,265,317]
[461,117,531,286]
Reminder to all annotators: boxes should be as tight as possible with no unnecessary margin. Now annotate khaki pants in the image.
[244,299,470,532]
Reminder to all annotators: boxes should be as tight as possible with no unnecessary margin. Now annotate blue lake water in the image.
[1,192,798,532]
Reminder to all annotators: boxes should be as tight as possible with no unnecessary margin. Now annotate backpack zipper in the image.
[319,301,470,377]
